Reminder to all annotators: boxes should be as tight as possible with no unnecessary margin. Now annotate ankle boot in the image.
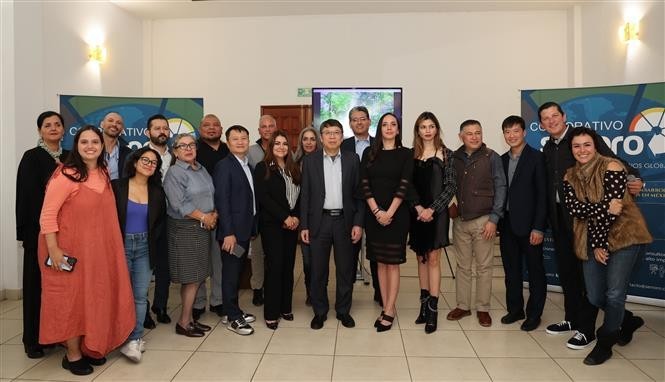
[617,310,644,346]
[583,327,618,366]
[415,290,429,324]
[425,296,438,334]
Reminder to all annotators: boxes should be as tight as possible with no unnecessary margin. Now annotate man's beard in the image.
[150,134,168,146]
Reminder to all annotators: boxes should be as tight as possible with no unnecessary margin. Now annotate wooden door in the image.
[260,105,312,152]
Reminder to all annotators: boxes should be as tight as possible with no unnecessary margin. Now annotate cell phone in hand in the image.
[230,244,246,258]
[44,255,77,272]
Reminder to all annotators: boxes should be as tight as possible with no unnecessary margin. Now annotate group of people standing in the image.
[15,101,651,375]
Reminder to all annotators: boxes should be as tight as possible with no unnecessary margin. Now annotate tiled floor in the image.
[1,247,664,381]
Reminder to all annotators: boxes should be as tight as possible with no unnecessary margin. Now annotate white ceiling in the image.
[111,0,578,19]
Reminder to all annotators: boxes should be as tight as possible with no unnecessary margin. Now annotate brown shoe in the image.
[446,308,471,321]
[477,311,492,327]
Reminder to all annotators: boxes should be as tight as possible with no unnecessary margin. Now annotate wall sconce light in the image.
[621,21,639,43]
[88,44,107,63]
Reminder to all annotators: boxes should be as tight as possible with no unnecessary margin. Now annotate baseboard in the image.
[0,288,22,300]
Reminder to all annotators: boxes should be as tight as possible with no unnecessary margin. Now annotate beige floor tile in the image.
[466,330,548,358]
[173,351,261,381]
[0,319,23,343]
[397,308,461,330]
[615,331,665,359]
[4,333,22,345]
[631,359,665,381]
[0,344,44,379]
[546,292,566,310]
[455,309,520,331]
[529,331,587,359]
[396,292,427,309]
[269,303,315,329]
[141,321,207,351]
[336,327,404,356]
[344,308,385,329]
[640,309,665,336]
[0,306,22,319]
[199,325,273,354]
[402,329,476,357]
[253,354,333,381]
[18,347,115,381]
[625,300,665,311]
[441,293,504,312]
[0,300,21,314]
[266,327,336,355]
[95,350,191,381]
[481,357,571,381]
[332,355,411,381]
[408,356,490,381]
[555,357,652,381]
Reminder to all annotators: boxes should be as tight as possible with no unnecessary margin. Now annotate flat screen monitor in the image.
[312,87,403,138]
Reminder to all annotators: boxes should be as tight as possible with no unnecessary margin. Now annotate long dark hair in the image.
[263,130,301,185]
[61,125,108,182]
[124,146,163,186]
[367,112,402,165]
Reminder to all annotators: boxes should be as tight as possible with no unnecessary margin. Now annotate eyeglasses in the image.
[139,157,159,167]
[175,143,197,150]
[322,130,342,137]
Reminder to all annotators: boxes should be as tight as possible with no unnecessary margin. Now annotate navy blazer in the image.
[499,144,547,237]
[341,136,374,158]
[300,149,364,237]
[214,154,257,242]
[111,178,167,269]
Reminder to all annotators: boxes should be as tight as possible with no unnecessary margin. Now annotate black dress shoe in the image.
[84,356,107,366]
[175,323,205,337]
[266,320,279,330]
[24,344,44,359]
[252,289,264,306]
[192,307,205,321]
[143,312,157,329]
[500,311,525,324]
[336,313,356,328]
[62,356,93,376]
[151,307,172,324]
[209,304,223,314]
[310,315,327,330]
[520,317,541,332]
[191,321,212,332]
[281,313,294,321]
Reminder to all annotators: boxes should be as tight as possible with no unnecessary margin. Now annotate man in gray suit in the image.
[300,119,364,330]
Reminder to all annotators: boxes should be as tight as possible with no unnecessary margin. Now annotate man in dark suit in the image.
[340,106,381,305]
[301,119,364,330]
[540,101,644,350]
[213,125,257,336]
[100,111,132,180]
[498,115,547,332]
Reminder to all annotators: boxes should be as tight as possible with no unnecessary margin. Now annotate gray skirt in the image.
[167,217,211,284]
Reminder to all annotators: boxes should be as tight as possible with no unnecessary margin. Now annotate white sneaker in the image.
[139,338,146,353]
[120,339,142,362]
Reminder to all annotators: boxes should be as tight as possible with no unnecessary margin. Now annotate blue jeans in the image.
[124,232,152,340]
[583,244,645,332]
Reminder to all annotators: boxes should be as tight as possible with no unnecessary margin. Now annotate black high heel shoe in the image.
[281,313,294,321]
[376,314,394,332]
[374,311,384,328]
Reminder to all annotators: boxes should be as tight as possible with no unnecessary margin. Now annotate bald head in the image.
[258,114,277,143]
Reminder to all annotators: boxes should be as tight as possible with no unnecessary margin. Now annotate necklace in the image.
[38,138,62,161]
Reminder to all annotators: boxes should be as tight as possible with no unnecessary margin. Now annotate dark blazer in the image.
[499,144,547,237]
[341,136,374,158]
[214,154,257,242]
[253,161,300,226]
[300,149,364,237]
[117,140,133,178]
[111,178,167,268]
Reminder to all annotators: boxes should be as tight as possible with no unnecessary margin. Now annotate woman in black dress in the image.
[409,112,456,333]
[359,112,413,332]
[15,111,69,358]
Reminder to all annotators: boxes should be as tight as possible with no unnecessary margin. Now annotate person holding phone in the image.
[39,125,135,376]
[254,131,301,330]
[112,147,167,362]
[163,133,217,338]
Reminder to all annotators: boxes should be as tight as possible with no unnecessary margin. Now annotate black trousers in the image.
[22,245,41,348]
[352,240,380,295]
[152,236,170,310]
[552,203,598,336]
[221,239,250,321]
[310,214,354,316]
[499,212,546,319]
[261,224,297,320]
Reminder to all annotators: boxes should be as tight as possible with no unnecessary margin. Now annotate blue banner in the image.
[521,83,664,301]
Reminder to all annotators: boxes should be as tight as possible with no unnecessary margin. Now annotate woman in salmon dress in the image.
[39,125,135,376]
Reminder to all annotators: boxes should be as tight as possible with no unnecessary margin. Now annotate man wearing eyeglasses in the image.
[301,119,364,330]
[100,111,132,180]
[192,114,230,321]
[341,106,381,306]
[143,114,174,328]
[246,115,277,307]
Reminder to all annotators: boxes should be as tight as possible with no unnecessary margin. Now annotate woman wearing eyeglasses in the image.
[112,147,166,362]
[163,133,217,337]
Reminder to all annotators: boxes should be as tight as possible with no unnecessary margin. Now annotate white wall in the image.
[147,11,571,151]
[1,1,143,294]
